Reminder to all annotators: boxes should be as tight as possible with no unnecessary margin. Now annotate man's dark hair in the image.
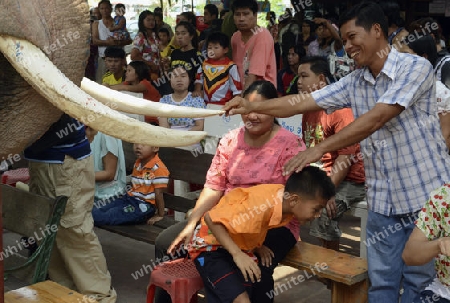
[204,4,219,19]
[408,35,438,68]
[104,46,126,59]
[206,32,229,49]
[98,0,112,9]
[339,1,388,40]
[285,166,335,201]
[232,0,258,14]
[158,27,170,36]
[299,56,333,80]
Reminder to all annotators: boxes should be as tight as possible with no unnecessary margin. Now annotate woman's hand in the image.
[254,245,274,267]
[439,238,450,256]
[232,251,261,283]
[283,146,325,176]
[167,222,197,255]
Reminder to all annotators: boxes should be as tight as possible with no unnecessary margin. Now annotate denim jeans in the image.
[413,290,450,303]
[366,210,435,303]
[92,194,155,226]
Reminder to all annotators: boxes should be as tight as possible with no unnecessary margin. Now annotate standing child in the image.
[92,143,169,226]
[158,27,175,59]
[109,3,128,40]
[193,32,242,105]
[159,65,206,150]
[163,21,204,92]
[189,166,335,303]
[109,61,161,125]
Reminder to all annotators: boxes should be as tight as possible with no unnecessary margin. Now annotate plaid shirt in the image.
[311,48,450,215]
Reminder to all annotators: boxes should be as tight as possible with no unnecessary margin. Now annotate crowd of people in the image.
[20,0,450,302]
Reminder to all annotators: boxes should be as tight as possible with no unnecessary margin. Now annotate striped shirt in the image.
[128,154,169,205]
[311,48,450,215]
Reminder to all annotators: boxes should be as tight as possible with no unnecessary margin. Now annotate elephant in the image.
[0,0,221,161]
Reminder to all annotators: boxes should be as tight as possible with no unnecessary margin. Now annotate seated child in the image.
[188,166,335,303]
[92,143,169,226]
[403,183,450,303]
[194,32,242,104]
[102,46,126,85]
[109,3,128,40]
[109,60,161,125]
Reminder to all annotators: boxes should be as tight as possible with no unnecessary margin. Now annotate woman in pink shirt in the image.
[155,80,305,303]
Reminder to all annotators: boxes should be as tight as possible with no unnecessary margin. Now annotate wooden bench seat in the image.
[281,242,368,303]
[5,280,98,303]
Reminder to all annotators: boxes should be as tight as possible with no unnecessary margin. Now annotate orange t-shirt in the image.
[128,154,169,205]
[188,184,292,260]
[302,108,365,183]
[123,79,161,124]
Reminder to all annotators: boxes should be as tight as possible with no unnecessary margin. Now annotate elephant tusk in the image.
[81,77,224,118]
[0,35,207,147]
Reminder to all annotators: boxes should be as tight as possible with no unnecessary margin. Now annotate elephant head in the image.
[0,0,220,160]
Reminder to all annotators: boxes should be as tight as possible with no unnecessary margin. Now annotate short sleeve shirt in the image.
[128,154,169,205]
[133,32,160,65]
[416,184,450,287]
[310,48,450,215]
[159,92,206,129]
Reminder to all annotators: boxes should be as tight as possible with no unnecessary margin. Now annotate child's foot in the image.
[147,215,164,225]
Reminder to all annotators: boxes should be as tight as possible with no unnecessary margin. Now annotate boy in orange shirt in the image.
[188,166,335,303]
[92,143,169,226]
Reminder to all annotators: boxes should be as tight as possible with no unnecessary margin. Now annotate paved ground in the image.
[4,214,362,303]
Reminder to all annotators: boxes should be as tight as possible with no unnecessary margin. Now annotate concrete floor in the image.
[4,214,362,303]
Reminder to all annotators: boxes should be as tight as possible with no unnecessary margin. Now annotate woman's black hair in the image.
[180,11,197,28]
[407,35,438,68]
[128,61,151,81]
[98,0,112,9]
[289,44,306,60]
[243,80,278,99]
[175,21,198,50]
[138,10,156,41]
[339,1,388,39]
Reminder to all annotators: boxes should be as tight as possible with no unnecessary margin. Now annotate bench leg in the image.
[331,279,368,303]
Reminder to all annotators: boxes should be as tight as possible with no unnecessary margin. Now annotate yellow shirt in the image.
[102,71,125,85]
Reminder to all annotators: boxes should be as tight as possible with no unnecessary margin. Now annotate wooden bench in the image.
[281,242,368,303]
[99,147,214,244]
[5,280,98,303]
[99,147,368,303]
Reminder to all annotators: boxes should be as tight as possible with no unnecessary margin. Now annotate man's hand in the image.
[223,96,254,116]
[283,146,325,175]
[254,245,274,267]
[167,223,196,255]
[232,251,261,283]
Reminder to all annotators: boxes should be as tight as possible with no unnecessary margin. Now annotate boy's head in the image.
[158,27,170,45]
[114,3,125,16]
[297,56,331,94]
[206,32,229,60]
[133,143,158,162]
[283,166,335,224]
[232,0,258,32]
[104,47,126,75]
[204,4,219,25]
[338,1,388,67]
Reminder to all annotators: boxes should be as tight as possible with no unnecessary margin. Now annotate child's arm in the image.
[189,119,204,132]
[147,187,166,225]
[204,212,261,283]
[109,17,126,31]
[95,152,118,181]
[158,117,170,128]
[192,83,203,98]
[403,226,449,265]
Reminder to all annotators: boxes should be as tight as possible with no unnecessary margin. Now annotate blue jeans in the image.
[413,290,450,303]
[92,194,155,226]
[366,210,435,303]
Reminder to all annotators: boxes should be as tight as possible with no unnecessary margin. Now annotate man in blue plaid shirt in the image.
[224,2,450,302]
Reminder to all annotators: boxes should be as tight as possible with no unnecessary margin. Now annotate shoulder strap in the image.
[435,55,450,72]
